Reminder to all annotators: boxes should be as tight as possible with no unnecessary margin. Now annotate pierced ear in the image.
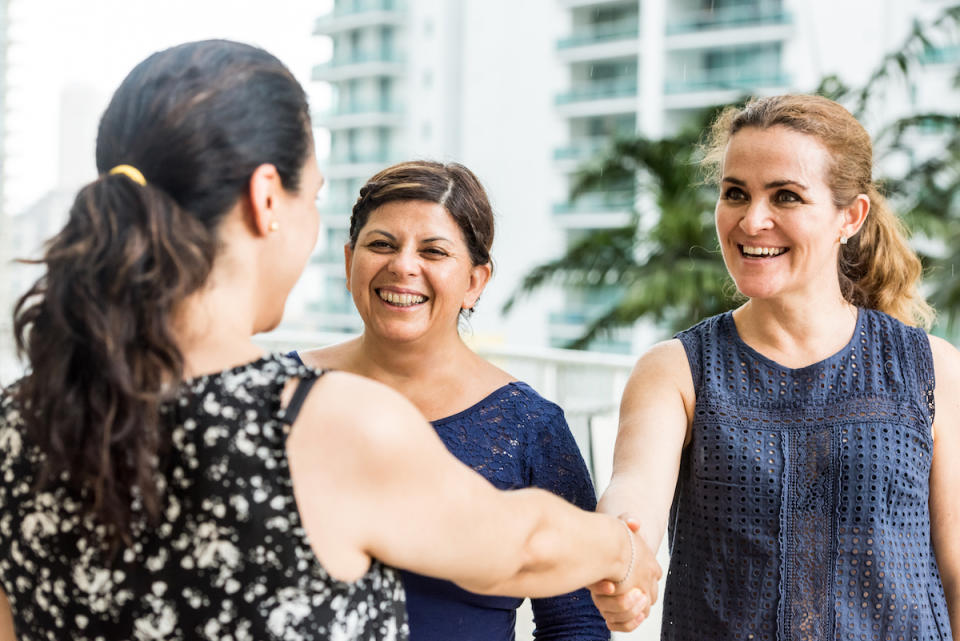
[248,163,282,237]
[841,193,870,240]
[463,262,492,310]
[344,243,353,292]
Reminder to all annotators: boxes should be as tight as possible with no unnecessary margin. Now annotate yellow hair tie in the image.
[108,164,147,186]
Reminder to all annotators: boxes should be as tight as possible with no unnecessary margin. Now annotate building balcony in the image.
[921,45,960,65]
[552,189,634,228]
[553,189,634,213]
[318,101,404,130]
[313,0,405,35]
[558,21,639,50]
[547,311,632,354]
[311,51,405,81]
[554,136,612,163]
[665,70,789,94]
[323,151,403,179]
[556,79,637,105]
[663,70,790,110]
[666,5,791,35]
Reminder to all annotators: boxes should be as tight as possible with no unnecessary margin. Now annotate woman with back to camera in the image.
[292,160,614,640]
[0,40,660,641]
[589,94,959,638]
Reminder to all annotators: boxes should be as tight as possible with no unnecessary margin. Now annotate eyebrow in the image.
[362,230,453,244]
[722,177,809,190]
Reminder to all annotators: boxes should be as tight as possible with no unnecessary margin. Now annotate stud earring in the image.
[839,234,848,245]
[268,221,280,232]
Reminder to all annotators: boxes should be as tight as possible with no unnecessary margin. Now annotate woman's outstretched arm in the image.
[589,339,694,633]
[929,335,960,636]
[286,370,660,601]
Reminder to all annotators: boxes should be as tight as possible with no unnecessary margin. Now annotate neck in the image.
[733,294,859,368]
[172,270,264,379]
[352,327,478,387]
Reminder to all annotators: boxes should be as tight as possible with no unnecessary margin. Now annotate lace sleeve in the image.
[524,402,610,640]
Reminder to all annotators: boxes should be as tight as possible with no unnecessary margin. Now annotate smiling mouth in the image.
[739,244,788,258]
[377,289,428,307]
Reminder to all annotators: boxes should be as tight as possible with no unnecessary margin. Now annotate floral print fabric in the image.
[0,354,407,641]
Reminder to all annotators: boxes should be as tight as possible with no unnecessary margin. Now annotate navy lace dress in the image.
[667,309,952,641]
[0,355,408,640]
[400,382,608,641]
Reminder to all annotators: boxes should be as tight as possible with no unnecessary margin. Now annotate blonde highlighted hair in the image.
[702,94,933,329]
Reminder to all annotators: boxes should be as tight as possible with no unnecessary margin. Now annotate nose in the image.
[738,200,774,236]
[387,246,419,276]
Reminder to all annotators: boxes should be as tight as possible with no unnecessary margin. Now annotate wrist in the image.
[614,516,636,585]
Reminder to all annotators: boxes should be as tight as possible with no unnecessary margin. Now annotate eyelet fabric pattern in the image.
[665,309,951,641]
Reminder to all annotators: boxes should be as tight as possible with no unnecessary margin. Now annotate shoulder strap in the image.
[280,374,322,426]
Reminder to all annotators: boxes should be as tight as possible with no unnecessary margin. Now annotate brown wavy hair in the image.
[12,40,312,543]
[702,94,933,329]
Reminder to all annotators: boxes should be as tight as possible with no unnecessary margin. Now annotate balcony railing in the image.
[325,101,403,118]
[557,21,640,49]
[328,150,399,165]
[552,189,634,214]
[312,50,404,75]
[331,0,402,17]
[667,5,791,34]
[921,45,960,65]
[556,79,637,105]
[665,70,789,93]
[553,136,617,162]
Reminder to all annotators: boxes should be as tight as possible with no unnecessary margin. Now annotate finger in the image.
[592,588,647,616]
[587,579,617,595]
[606,611,647,633]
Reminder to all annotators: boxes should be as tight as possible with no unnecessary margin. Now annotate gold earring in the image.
[268,221,280,232]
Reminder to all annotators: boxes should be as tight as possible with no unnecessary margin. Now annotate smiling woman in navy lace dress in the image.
[293,161,612,640]
[0,41,661,641]
[590,94,960,639]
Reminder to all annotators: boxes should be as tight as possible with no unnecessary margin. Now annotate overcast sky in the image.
[4,0,331,214]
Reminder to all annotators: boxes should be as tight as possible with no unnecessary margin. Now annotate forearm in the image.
[459,487,629,599]
[596,474,670,554]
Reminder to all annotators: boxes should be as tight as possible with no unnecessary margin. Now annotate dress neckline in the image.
[430,381,529,426]
[721,307,863,375]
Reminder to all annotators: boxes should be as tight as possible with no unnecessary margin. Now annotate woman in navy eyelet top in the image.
[295,160,610,640]
[590,94,959,639]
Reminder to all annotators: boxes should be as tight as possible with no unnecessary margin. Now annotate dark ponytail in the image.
[12,40,312,542]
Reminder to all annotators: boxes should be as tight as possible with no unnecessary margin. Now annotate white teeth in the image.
[378,290,427,306]
[741,245,786,257]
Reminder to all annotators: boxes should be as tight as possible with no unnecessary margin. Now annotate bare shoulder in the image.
[629,339,693,390]
[928,334,960,386]
[298,370,420,443]
[299,337,361,370]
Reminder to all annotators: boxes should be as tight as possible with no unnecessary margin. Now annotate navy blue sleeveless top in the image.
[669,309,953,641]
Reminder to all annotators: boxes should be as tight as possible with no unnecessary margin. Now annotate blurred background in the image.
[1,0,959,638]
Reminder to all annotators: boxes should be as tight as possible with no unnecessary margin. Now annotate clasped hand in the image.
[589,517,661,633]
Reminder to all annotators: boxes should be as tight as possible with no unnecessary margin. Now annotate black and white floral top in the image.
[0,354,407,641]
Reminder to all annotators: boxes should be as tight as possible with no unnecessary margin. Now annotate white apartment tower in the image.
[301,0,468,337]
[551,0,792,352]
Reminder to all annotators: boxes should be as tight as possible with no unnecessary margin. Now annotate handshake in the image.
[589,516,662,634]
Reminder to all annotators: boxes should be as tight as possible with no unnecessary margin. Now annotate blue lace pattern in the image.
[400,381,609,641]
[666,309,952,641]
